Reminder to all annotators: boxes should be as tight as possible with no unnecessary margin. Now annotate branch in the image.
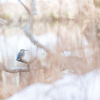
[32,0,37,15]
[18,0,30,15]
[0,59,34,73]
[17,59,29,64]
[0,63,29,73]
[19,0,51,53]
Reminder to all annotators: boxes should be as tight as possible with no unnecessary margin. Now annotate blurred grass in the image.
[94,0,100,7]
[0,0,100,99]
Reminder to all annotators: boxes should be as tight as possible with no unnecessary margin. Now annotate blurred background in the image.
[0,0,100,99]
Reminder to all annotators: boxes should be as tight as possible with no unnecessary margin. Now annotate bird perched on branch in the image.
[16,49,28,61]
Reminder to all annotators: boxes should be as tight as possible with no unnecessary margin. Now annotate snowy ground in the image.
[6,70,100,100]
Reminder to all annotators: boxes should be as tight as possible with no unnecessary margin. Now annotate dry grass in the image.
[0,0,100,99]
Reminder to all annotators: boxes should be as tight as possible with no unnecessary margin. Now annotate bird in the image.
[16,49,28,61]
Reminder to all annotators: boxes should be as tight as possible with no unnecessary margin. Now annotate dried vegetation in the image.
[0,0,100,99]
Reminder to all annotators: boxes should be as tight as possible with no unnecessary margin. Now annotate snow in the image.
[6,70,100,100]
[60,51,71,57]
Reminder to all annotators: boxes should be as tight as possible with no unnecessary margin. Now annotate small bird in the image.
[16,49,28,61]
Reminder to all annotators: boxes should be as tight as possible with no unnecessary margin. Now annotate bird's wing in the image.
[16,52,24,60]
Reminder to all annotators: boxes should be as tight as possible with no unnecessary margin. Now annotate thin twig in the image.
[19,0,30,15]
